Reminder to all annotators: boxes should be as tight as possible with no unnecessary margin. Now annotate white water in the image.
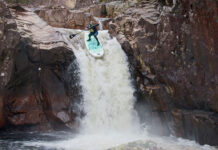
[54,29,145,150]
[77,32,140,134]
[94,17,110,30]
[24,29,217,150]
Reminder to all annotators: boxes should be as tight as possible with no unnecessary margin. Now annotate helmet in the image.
[88,22,92,29]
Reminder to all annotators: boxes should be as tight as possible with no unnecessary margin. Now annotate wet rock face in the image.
[0,2,79,131]
[0,0,20,128]
[0,94,4,128]
[109,0,218,146]
[4,42,76,130]
[0,1,18,89]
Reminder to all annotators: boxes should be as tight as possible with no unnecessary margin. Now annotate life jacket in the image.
[88,24,98,33]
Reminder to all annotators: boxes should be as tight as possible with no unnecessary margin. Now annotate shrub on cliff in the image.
[5,0,29,4]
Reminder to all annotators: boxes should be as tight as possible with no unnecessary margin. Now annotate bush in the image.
[5,0,29,4]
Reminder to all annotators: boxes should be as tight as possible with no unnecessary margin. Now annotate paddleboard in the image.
[85,32,104,58]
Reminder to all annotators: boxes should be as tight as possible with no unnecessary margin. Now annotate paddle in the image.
[69,31,84,39]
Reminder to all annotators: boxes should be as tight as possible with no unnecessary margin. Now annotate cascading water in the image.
[48,29,145,150]
[94,17,110,30]
[76,33,140,134]
[20,28,217,150]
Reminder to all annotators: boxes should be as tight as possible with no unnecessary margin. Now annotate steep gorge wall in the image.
[0,0,19,128]
[0,1,79,131]
[108,0,218,146]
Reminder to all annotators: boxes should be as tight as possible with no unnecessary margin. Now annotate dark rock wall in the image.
[109,0,218,146]
[0,1,79,131]
[4,40,76,131]
[0,0,19,128]
[0,0,18,89]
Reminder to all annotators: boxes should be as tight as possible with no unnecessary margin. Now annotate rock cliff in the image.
[0,1,80,131]
[108,0,218,146]
[0,0,217,146]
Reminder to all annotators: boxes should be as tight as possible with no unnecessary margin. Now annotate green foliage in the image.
[5,0,29,4]
[158,0,173,6]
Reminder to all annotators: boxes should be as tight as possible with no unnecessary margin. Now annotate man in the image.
[87,22,100,46]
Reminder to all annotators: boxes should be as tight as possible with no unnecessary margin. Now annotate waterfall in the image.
[94,17,110,30]
[76,31,140,134]
[49,29,144,149]
[25,29,217,150]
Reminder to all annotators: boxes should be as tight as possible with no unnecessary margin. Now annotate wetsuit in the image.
[87,24,100,45]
